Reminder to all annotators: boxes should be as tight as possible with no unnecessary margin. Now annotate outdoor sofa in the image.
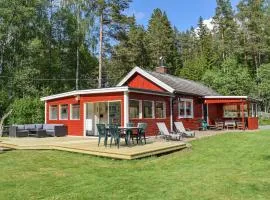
[9,124,67,137]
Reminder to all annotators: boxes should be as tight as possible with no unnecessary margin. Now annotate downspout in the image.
[170,97,173,132]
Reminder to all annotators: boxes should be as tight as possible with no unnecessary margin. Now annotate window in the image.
[224,104,248,118]
[250,103,258,117]
[71,104,80,120]
[129,100,140,119]
[178,99,193,118]
[155,102,166,118]
[143,101,153,118]
[60,104,68,120]
[49,105,58,120]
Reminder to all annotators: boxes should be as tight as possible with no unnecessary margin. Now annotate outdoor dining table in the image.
[105,126,140,146]
[118,126,140,146]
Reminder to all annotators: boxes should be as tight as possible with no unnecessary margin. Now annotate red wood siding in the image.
[248,117,258,130]
[208,104,223,125]
[129,92,170,136]
[46,92,124,136]
[126,73,166,92]
[173,96,203,130]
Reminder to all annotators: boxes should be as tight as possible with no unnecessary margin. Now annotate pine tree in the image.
[146,8,179,73]
[213,0,239,61]
[237,0,270,78]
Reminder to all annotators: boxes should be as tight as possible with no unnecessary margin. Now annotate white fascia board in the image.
[40,86,129,101]
[204,96,248,99]
[117,66,175,93]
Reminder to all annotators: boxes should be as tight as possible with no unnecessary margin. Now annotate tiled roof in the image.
[147,70,219,96]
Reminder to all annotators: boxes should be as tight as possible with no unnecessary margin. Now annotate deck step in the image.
[0,146,13,152]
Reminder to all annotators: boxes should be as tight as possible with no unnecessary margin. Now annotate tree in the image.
[202,57,255,95]
[258,63,270,112]
[212,0,239,61]
[237,0,270,77]
[92,0,132,88]
[146,8,180,73]
[107,19,149,86]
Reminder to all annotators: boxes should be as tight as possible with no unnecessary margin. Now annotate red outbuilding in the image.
[41,66,259,136]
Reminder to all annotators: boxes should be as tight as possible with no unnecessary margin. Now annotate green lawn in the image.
[1,131,270,200]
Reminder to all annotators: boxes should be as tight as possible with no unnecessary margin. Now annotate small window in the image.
[49,105,58,120]
[179,99,193,118]
[60,104,68,120]
[143,101,153,118]
[129,100,140,119]
[155,102,166,118]
[71,104,80,120]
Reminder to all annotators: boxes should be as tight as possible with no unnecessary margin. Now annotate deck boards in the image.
[0,137,187,159]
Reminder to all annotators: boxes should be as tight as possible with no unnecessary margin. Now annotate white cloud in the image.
[194,18,214,36]
[134,11,145,20]
[203,18,214,31]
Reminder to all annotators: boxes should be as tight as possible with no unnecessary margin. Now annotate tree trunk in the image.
[75,4,80,90]
[98,12,103,88]
[0,109,12,137]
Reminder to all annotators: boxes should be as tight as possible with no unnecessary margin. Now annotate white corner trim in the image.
[45,102,47,123]
[117,66,175,93]
[124,91,129,126]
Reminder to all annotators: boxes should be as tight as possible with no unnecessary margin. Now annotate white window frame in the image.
[251,103,258,117]
[155,101,166,119]
[70,104,80,120]
[49,105,58,120]
[59,104,68,120]
[178,98,194,119]
[142,100,154,119]
[129,99,141,119]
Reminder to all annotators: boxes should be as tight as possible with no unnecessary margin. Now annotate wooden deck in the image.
[0,137,187,160]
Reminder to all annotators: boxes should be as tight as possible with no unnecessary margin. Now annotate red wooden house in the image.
[41,66,259,136]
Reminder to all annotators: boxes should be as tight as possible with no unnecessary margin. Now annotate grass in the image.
[1,131,270,200]
[259,118,270,125]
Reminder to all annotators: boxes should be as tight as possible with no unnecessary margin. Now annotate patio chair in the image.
[126,122,135,145]
[108,124,120,148]
[236,121,245,130]
[174,122,195,137]
[96,124,108,147]
[156,122,182,141]
[215,121,224,130]
[137,123,147,144]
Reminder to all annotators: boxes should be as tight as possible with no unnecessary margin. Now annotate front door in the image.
[85,103,95,136]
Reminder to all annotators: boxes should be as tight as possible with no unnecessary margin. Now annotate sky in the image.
[128,0,240,31]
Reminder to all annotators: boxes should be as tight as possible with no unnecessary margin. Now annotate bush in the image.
[8,97,44,125]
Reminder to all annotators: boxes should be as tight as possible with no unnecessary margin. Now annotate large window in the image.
[60,104,68,120]
[143,101,154,118]
[49,105,58,120]
[155,102,166,118]
[179,99,193,118]
[129,100,140,119]
[224,104,248,118]
[70,104,80,120]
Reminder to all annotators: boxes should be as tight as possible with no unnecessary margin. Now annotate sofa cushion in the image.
[43,124,64,130]
[16,125,25,130]
[43,124,55,130]
[25,124,36,130]
[35,124,43,129]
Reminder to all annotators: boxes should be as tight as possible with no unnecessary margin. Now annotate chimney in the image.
[155,66,168,74]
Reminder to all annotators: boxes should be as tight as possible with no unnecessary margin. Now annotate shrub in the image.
[9,97,44,124]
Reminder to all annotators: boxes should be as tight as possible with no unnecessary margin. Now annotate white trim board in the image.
[117,66,175,93]
[40,86,129,101]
